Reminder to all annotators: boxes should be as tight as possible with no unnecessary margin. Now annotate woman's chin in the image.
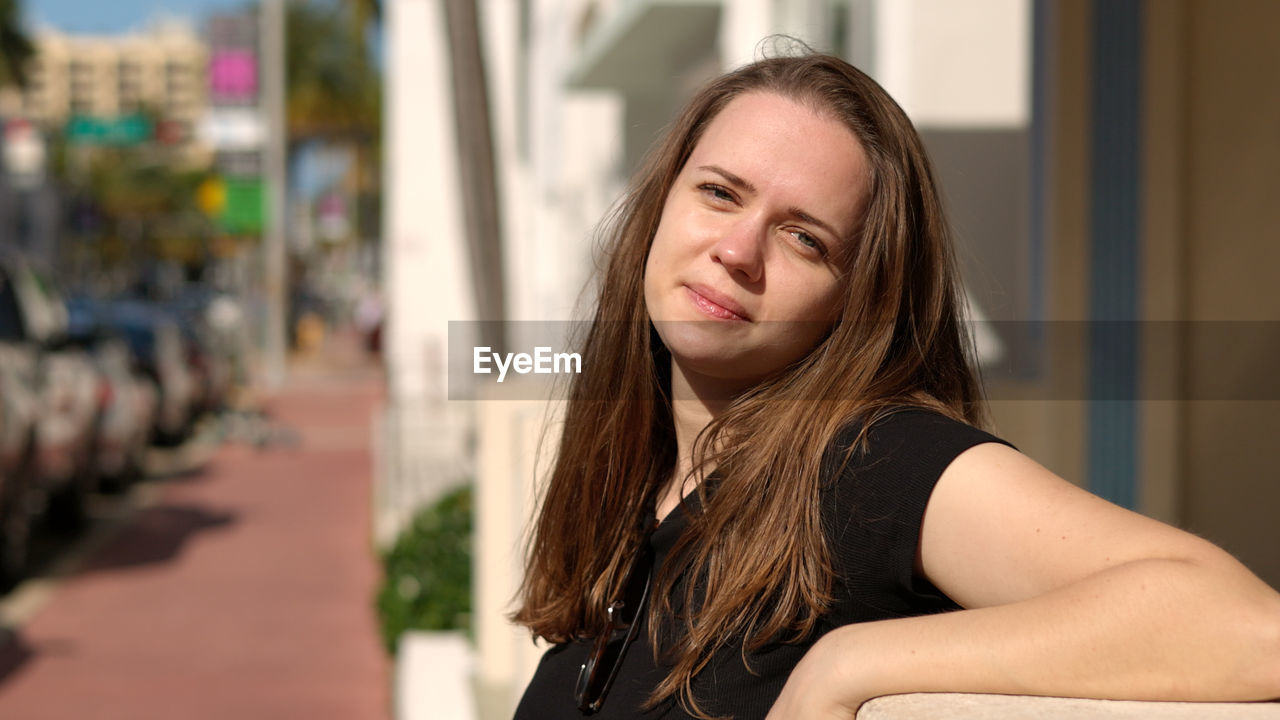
[666,348,780,396]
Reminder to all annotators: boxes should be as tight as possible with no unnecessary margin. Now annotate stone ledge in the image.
[857,693,1280,719]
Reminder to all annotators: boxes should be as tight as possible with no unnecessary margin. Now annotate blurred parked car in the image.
[66,299,159,490]
[94,299,199,447]
[0,249,102,533]
[173,288,241,413]
[0,338,38,584]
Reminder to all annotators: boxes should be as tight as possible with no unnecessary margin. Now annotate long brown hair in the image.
[512,51,987,716]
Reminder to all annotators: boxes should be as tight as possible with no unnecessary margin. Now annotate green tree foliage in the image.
[0,0,33,89]
[375,485,473,655]
[286,0,381,141]
[285,0,382,241]
[66,144,217,265]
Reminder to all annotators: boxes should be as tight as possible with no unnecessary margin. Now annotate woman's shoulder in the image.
[817,407,1012,617]
[820,406,1015,496]
[827,406,1012,463]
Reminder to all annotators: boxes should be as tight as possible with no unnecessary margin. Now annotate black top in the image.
[514,408,1013,719]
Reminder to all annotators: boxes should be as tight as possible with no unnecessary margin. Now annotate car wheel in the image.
[0,461,34,588]
[46,479,88,535]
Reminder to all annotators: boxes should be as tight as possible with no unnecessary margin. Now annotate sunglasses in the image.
[574,536,655,713]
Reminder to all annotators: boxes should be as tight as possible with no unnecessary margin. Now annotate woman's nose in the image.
[709,217,766,283]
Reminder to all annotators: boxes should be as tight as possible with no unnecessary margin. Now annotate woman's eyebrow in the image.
[699,165,757,194]
[787,207,841,241]
[699,164,844,241]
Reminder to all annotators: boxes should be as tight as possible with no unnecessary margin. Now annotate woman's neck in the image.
[658,361,742,519]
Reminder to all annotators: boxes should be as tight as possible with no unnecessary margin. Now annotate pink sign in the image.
[209,49,258,101]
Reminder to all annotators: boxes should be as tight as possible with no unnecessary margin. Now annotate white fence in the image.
[373,393,474,548]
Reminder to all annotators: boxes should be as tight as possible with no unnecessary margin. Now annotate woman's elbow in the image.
[1185,552,1280,699]
[1236,592,1280,699]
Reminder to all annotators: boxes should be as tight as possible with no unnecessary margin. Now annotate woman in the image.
[511,52,1280,719]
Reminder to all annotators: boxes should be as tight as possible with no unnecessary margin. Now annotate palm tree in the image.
[343,0,379,57]
[285,0,380,142]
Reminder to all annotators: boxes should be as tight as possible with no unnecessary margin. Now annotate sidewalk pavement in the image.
[0,330,392,720]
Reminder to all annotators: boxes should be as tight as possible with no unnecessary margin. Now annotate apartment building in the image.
[19,21,208,145]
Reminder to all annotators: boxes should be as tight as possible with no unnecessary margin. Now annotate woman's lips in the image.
[684,284,750,321]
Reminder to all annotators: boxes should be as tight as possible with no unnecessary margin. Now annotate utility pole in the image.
[261,0,288,387]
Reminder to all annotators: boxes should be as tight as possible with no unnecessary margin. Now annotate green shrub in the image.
[375,484,473,655]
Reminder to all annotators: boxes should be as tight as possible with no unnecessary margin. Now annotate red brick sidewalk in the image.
[0,334,391,720]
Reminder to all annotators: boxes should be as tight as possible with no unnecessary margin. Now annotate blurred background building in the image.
[18,23,208,152]
[381,0,1280,717]
[0,0,379,365]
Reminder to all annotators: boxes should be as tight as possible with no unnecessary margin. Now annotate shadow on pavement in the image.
[79,503,238,574]
[0,627,36,687]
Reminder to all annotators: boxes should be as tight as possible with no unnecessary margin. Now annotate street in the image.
[0,332,390,719]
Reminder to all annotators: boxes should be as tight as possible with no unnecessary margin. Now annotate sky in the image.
[26,0,253,35]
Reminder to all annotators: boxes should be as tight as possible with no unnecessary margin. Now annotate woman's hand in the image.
[766,628,868,720]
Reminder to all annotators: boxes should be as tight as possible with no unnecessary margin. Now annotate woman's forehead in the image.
[685,92,871,240]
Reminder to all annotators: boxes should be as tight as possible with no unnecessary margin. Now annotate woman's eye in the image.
[700,184,735,202]
[789,230,825,256]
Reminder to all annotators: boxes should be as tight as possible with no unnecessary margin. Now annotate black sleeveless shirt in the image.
[514,408,1013,719]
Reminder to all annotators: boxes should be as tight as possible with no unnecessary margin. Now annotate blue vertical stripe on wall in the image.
[1028,0,1050,379]
[1030,0,1049,328]
[1088,0,1142,509]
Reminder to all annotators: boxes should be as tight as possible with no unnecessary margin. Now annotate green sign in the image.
[65,114,153,145]
[219,178,265,234]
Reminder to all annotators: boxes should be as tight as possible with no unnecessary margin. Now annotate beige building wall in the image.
[994,0,1280,590]
[1169,0,1280,587]
[1039,0,1280,586]
[986,0,1090,489]
[22,23,208,141]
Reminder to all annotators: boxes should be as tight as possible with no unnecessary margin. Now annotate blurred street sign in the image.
[197,108,265,151]
[209,48,260,103]
[216,150,262,177]
[197,176,227,216]
[207,13,257,54]
[219,178,264,234]
[65,114,153,145]
[3,119,46,189]
[155,119,188,145]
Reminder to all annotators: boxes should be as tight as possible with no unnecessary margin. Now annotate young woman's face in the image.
[644,91,871,389]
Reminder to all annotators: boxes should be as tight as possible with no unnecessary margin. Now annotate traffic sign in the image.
[219,178,264,234]
[65,114,153,145]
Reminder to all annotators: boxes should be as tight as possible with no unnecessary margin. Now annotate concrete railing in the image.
[858,693,1280,719]
[395,631,1280,720]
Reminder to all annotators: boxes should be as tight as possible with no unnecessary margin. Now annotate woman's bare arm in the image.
[767,443,1280,718]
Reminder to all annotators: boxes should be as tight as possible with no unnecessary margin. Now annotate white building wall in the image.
[874,0,1030,127]
[379,0,474,546]
[720,0,774,69]
[517,0,623,326]
[383,0,473,400]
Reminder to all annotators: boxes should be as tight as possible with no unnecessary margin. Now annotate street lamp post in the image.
[261,0,288,387]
